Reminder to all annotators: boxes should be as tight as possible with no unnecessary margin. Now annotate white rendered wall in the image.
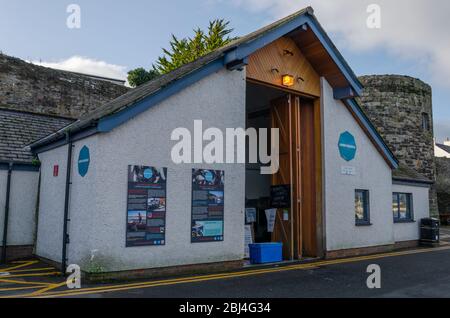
[392,183,429,242]
[35,145,68,262]
[0,169,39,247]
[0,170,6,246]
[434,144,450,158]
[47,68,247,272]
[322,78,394,252]
[8,170,39,245]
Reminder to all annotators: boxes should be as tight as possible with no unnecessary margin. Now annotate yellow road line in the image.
[2,272,60,279]
[30,281,69,296]
[10,260,34,264]
[0,278,53,286]
[34,264,321,298]
[15,245,450,298]
[0,286,42,292]
[5,267,55,274]
[0,261,38,273]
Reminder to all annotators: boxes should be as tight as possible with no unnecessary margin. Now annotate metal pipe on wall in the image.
[61,134,73,274]
[1,162,13,264]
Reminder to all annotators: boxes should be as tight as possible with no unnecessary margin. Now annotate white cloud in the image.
[227,0,450,86]
[31,56,128,81]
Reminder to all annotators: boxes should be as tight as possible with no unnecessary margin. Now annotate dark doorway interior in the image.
[245,81,322,260]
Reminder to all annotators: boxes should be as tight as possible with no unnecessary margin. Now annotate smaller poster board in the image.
[265,208,277,233]
[191,169,225,243]
[245,208,257,224]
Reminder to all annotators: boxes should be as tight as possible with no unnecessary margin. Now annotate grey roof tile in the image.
[0,109,74,163]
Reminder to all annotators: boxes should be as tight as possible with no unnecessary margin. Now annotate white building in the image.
[435,139,450,158]
[29,7,431,276]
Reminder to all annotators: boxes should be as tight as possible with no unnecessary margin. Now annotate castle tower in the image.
[358,75,437,217]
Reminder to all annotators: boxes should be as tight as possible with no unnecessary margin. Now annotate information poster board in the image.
[126,166,167,247]
[191,169,224,243]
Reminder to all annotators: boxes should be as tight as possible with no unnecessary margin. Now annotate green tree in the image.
[127,19,235,87]
[127,68,159,87]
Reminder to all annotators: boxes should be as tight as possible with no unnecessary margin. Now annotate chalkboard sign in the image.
[270,185,291,208]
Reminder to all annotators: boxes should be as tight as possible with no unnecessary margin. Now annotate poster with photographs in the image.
[191,169,224,243]
[126,166,167,247]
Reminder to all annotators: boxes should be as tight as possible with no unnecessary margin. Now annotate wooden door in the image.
[299,98,318,257]
[270,95,319,259]
[270,95,300,260]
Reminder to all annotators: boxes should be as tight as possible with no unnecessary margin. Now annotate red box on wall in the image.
[53,165,59,177]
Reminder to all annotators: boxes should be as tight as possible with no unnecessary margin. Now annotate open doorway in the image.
[245,81,323,261]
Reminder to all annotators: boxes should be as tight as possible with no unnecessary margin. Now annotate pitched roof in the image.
[392,164,433,185]
[28,6,396,169]
[30,8,355,143]
[436,143,450,154]
[0,109,73,164]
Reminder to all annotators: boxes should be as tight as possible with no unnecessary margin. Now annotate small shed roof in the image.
[392,164,433,185]
[0,109,73,164]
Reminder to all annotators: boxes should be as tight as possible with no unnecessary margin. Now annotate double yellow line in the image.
[27,245,450,298]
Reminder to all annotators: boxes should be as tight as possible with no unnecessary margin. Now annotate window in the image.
[392,193,413,222]
[422,113,430,131]
[355,190,370,225]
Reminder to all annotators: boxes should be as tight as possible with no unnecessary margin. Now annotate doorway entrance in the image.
[245,82,323,260]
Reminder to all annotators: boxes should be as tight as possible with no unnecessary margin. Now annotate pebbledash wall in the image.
[36,68,246,272]
[322,79,394,251]
[0,169,39,254]
[392,183,429,242]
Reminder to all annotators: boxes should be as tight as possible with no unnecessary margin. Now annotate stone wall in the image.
[0,54,129,119]
[358,75,437,217]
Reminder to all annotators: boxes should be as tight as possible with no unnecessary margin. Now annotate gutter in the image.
[1,163,13,264]
[392,177,434,187]
[28,121,97,154]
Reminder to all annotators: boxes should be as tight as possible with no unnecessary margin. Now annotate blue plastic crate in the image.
[249,243,283,264]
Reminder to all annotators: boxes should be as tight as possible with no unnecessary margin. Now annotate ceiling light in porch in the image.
[282,74,295,87]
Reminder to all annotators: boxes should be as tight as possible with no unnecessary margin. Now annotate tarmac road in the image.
[87,246,450,298]
[2,244,450,298]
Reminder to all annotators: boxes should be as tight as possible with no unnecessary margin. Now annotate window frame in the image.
[392,192,414,223]
[355,189,371,226]
[421,113,430,132]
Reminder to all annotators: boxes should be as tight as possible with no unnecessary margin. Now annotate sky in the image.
[1,0,449,141]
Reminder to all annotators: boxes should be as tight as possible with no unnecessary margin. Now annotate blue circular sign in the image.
[204,171,213,182]
[338,131,357,161]
[78,146,90,177]
[143,168,153,179]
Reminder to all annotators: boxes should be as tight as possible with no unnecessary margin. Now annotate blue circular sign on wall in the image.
[78,146,90,177]
[143,168,153,179]
[338,131,357,161]
[204,170,213,182]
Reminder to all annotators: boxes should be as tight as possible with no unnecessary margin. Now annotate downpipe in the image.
[62,134,73,274]
[1,162,13,264]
